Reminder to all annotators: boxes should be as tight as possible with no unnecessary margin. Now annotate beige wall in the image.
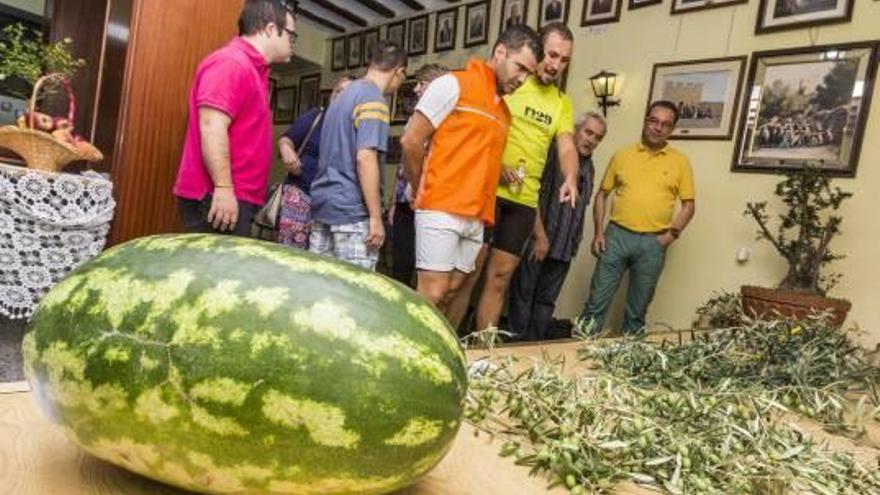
[310,1,880,345]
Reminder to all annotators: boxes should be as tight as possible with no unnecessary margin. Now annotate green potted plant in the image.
[741,166,852,326]
[0,23,84,97]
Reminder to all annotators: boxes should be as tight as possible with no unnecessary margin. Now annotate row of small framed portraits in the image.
[569,0,854,31]
[270,74,331,125]
[651,40,877,177]
[331,0,858,72]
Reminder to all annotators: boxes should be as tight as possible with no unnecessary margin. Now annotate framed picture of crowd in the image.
[581,0,622,26]
[755,0,854,34]
[499,0,529,34]
[464,1,490,49]
[297,74,321,117]
[391,79,419,125]
[539,0,570,27]
[731,42,878,177]
[273,86,297,124]
[434,7,458,53]
[408,15,429,56]
[671,0,746,15]
[386,21,406,50]
[647,56,747,140]
[331,37,346,71]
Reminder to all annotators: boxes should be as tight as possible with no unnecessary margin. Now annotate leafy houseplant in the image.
[741,166,853,325]
[0,23,85,98]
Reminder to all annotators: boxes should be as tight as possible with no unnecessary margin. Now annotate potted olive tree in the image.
[741,166,852,326]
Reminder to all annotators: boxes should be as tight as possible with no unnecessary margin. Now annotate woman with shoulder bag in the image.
[276,77,352,249]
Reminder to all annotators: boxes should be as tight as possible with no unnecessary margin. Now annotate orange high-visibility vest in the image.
[414,59,510,226]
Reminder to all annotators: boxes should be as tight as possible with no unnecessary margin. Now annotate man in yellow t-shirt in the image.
[579,100,696,334]
[472,22,580,332]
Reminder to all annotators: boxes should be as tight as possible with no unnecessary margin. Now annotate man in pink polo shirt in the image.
[174,0,297,236]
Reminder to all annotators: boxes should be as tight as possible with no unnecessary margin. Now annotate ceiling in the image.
[295,0,462,35]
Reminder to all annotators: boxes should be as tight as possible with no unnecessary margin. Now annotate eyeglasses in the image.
[645,117,674,130]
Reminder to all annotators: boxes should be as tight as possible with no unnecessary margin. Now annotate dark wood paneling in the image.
[46,0,107,143]
[108,0,243,244]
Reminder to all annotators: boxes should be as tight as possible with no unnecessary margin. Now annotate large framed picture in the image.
[297,74,321,117]
[755,0,854,34]
[347,33,363,69]
[331,37,346,71]
[464,1,490,49]
[408,15,429,56]
[628,0,662,10]
[647,56,747,140]
[581,0,622,26]
[386,21,406,49]
[273,86,297,125]
[434,7,458,53]
[363,28,380,63]
[391,79,419,125]
[500,0,529,34]
[539,0,570,27]
[671,0,746,15]
[731,42,878,177]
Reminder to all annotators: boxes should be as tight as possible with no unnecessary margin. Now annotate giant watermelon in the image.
[23,234,467,494]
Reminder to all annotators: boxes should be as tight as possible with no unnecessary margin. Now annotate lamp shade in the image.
[589,70,617,98]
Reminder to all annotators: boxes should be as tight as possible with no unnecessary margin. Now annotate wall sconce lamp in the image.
[589,70,620,116]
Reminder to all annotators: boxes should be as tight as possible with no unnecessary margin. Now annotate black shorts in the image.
[487,197,537,256]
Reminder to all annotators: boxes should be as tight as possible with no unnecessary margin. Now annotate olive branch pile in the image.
[464,314,880,494]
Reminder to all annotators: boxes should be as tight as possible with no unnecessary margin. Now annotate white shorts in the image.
[415,210,484,273]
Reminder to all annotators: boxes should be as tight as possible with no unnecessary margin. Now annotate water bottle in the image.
[508,159,526,195]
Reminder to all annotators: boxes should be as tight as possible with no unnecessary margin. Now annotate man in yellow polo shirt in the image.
[579,100,695,334]
[473,22,579,332]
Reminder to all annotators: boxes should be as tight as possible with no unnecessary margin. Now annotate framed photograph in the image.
[671,0,746,15]
[273,86,297,125]
[756,0,854,34]
[581,0,622,26]
[386,21,406,50]
[731,42,878,177]
[347,33,363,69]
[539,0,570,27]
[408,15,429,56]
[464,1,490,49]
[500,0,529,35]
[647,56,747,140]
[434,7,458,53]
[319,89,332,109]
[391,79,419,125]
[363,28,380,62]
[628,0,662,10]
[331,37,346,71]
[297,74,321,117]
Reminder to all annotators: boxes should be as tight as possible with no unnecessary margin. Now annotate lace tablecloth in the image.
[0,162,115,320]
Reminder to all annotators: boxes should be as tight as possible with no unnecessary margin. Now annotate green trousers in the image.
[580,222,666,334]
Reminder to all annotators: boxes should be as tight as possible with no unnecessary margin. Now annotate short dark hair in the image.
[539,22,573,45]
[494,24,544,63]
[369,40,408,72]
[647,100,680,124]
[238,0,297,36]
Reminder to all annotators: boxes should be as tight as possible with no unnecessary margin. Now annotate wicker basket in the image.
[0,74,103,172]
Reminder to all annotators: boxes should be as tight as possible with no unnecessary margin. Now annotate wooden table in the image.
[1,341,652,495]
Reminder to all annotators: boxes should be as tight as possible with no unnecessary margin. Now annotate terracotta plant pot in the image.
[740,285,851,327]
